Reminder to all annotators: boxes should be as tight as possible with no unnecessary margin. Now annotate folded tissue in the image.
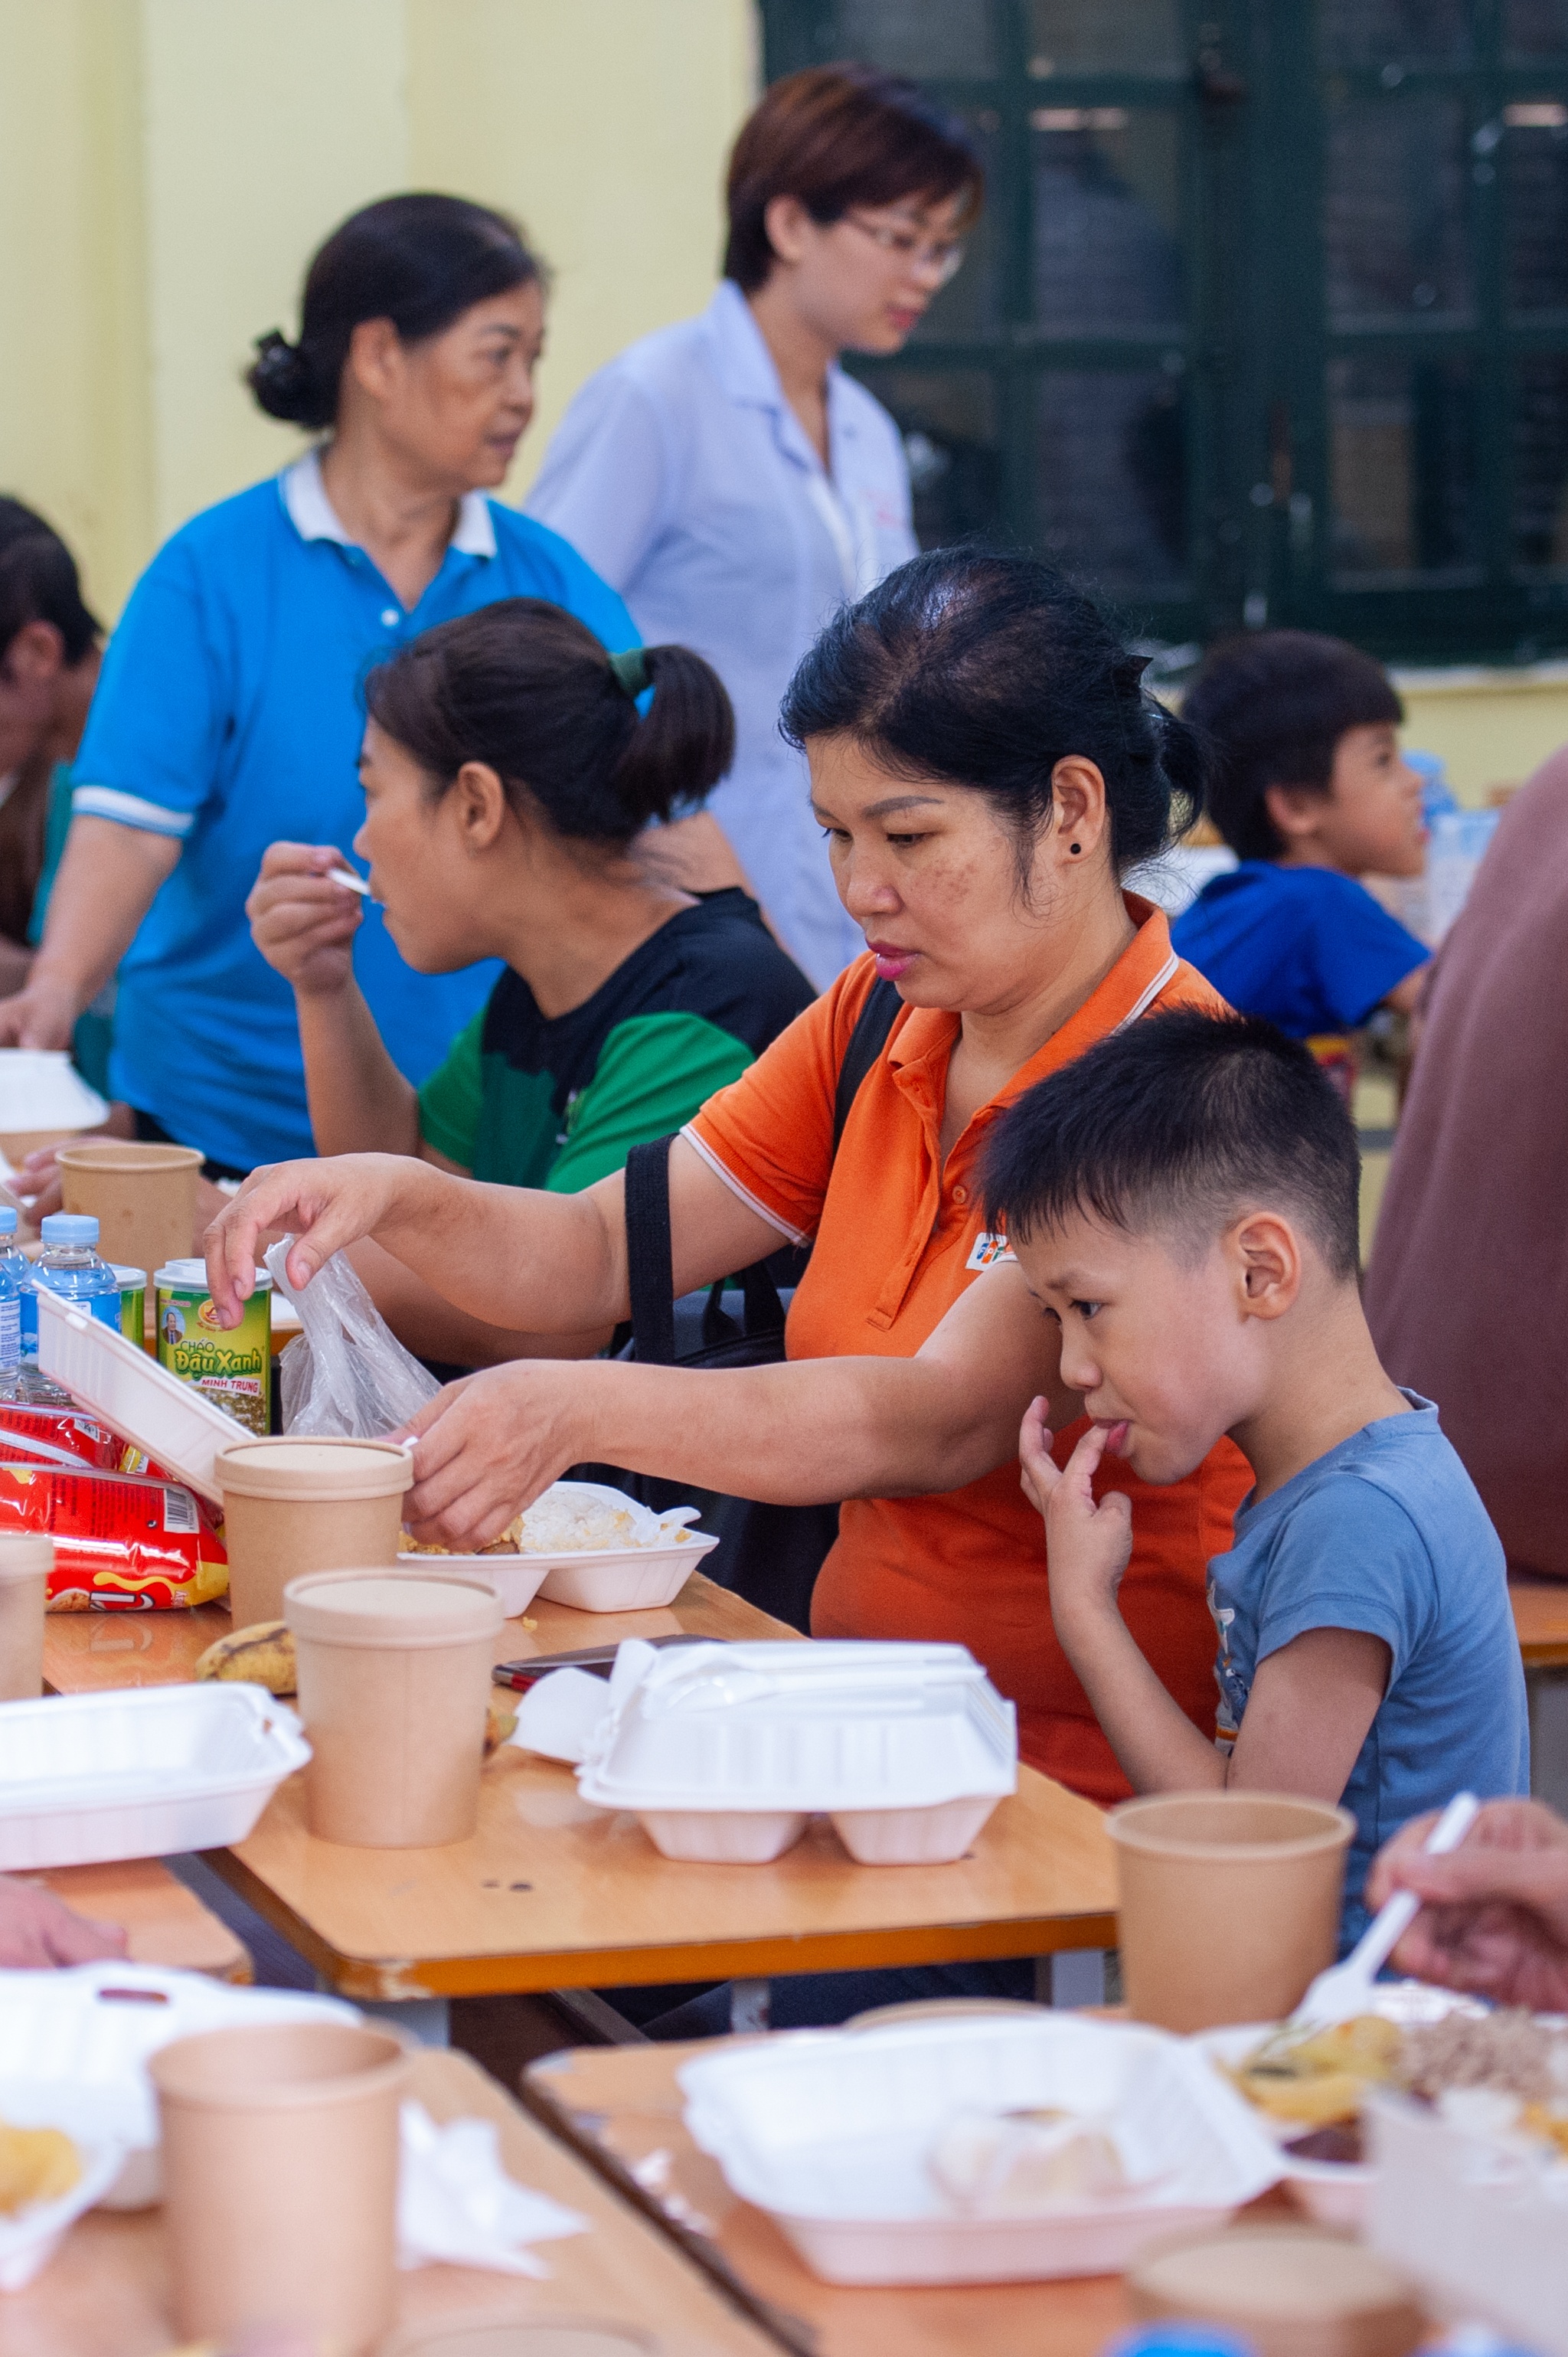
[397,2102,587,2277]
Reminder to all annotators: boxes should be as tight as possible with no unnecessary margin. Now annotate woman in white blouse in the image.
[527,65,982,989]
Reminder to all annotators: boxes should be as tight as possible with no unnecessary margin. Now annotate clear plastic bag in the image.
[265,1237,440,1439]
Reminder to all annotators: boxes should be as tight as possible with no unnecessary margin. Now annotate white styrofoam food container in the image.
[681,2012,1284,2284]
[34,1284,243,1504]
[0,1963,358,2209]
[0,1682,310,1869]
[397,1551,551,1620]
[560,1638,1017,1865]
[0,2113,122,2290]
[0,1051,109,1139]
[1367,2087,1568,2357]
[522,1481,719,1611]
[1192,1983,1488,2231]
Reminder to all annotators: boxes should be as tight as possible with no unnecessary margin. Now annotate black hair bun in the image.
[246,330,322,426]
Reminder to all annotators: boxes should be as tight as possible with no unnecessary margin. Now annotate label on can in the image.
[155,1277,271,1437]
[116,1282,145,1348]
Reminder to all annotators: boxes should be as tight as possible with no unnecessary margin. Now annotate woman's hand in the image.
[1367,1797,1568,2012]
[395,1362,595,1548]
[247,842,363,999]
[203,1152,440,1321]
[0,1876,129,1967]
[0,967,80,1050]
[1019,1402,1134,1624]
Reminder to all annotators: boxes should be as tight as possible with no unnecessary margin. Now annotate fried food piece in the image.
[1230,2014,1403,2127]
[194,1620,296,1696]
[0,2120,80,2212]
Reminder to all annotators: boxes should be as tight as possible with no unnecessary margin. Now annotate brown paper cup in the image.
[1109,1790,1356,2032]
[0,1534,49,1699]
[149,2018,410,2352]
[286,1568,504,1847]
[216,1437,414,1627]
[57,1140,202,1284]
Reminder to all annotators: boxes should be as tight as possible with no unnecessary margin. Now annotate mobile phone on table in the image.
[492,1633,720,1691]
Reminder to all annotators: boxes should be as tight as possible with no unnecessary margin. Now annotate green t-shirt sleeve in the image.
[416,1005,485,1171]
[547,1009,756,1192]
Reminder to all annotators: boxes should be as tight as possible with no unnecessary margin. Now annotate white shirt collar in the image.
[279,446,496,560]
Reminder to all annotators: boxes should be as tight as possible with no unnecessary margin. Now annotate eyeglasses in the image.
[841,213,968,286]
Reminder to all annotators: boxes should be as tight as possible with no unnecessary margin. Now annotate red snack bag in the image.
[0,1401,124,1473]
[0,1463,229,1610]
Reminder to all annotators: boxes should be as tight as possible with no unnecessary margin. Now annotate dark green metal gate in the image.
[761,1,1568,663]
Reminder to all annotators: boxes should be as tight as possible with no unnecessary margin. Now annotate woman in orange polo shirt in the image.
[209,551,1248,1816]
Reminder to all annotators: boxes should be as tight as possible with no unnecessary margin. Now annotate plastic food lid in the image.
[111,1267,147,1285]
[214,1437,412,1499]
[156,1258,271,1292]
[285,1568,503,1647]
[0,1533,52,1580]
[40,1213,99,1246]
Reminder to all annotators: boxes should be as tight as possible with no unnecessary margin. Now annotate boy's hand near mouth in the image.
[985,1009,1528,1947]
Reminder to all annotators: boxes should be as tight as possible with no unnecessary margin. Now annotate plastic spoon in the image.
[326,867,372,896]
[1285,1789,1481,2035]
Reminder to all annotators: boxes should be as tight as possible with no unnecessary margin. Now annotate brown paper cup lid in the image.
[149,2019,410,2109]
[0,1534,51,1580]
[1108,1790,1356,1862]
[57,1141,204,1172]
[215,1437,415,1502]
[1129,2225,1425,2354]
[286,1568,503,1646]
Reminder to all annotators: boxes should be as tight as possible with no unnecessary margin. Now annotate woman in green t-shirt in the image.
[248,597,813,1364]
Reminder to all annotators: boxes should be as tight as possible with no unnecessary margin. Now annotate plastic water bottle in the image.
[0,1208,22,1392]
[21,1212,120,1362]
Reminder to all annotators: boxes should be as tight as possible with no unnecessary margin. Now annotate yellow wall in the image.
[1396,663,1568,806]
[0,0,756,622]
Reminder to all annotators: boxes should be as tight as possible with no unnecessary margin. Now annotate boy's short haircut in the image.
[982,1009,1361,1281]
[1185,630,1403,861]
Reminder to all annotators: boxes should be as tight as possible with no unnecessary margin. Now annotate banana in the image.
[485,1690,518,1756]
[194,1620,296,1696]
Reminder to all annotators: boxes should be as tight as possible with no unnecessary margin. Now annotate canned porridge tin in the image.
[155,1258,272,1437]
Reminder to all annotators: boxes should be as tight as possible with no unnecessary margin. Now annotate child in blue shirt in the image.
[1171,631,1430,1040]
[982,1008,1527,1945]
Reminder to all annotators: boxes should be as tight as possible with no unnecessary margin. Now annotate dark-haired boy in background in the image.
[1171,632,1430,1051]
[983,1009,1526,1943]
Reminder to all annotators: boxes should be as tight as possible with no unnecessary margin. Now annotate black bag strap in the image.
[623,1135,678,1366]
[832,976,903,1152]
[624,976,905,1366]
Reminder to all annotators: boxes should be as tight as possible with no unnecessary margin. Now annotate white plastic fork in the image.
[1285,1788,1481,2033]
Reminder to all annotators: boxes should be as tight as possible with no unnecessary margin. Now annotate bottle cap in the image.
[0,1208,15,1234]
[1102,2332,1257,2357]
[39,1213,100,1247]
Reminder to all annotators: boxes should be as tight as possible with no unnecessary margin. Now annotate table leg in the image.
[1527,1668,1568,1816]
[1045,1950,1106,2008]
[342,1993,451,2047]
[728,1979,770,2034]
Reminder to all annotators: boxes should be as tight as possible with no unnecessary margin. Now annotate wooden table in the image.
[1511,1575,1568,1669]
[35,1858,251,1982]
[4,2044,786,2356]
[525,2040,1312,2357]
[42,1577,1118,2006]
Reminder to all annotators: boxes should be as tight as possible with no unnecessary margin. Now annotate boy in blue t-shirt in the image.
[1171,630,1429,1041]
[982,1009,1527,1945]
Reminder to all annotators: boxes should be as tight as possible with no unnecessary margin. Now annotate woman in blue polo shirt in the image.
[0,194,635,1175]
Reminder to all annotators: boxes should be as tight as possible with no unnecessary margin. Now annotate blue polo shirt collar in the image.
[279,447,497,559]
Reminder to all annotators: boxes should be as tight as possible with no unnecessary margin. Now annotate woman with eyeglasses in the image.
[526,66,982,989]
